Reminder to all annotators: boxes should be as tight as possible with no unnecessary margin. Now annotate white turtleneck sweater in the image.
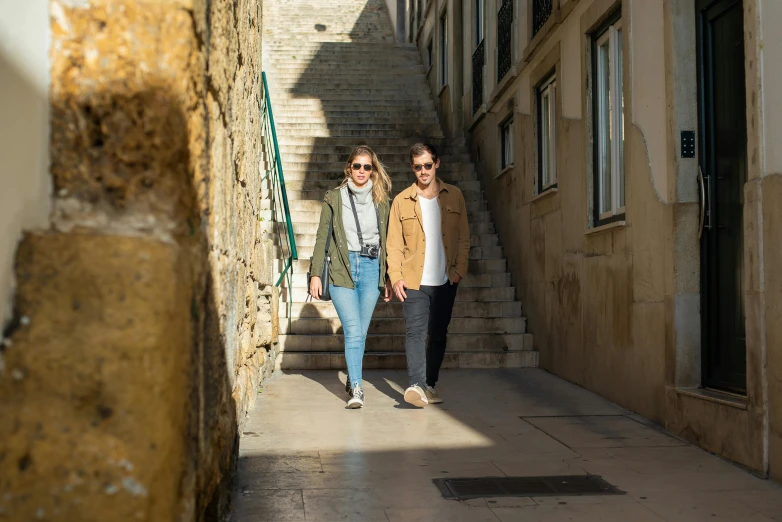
[340,179,379,252]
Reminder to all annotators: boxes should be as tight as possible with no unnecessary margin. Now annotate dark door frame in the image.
[696,0,748,395]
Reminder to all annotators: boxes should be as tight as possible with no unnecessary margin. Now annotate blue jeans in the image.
[330,252,380,388]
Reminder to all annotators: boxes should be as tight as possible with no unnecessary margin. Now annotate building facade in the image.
[395,0,782,479]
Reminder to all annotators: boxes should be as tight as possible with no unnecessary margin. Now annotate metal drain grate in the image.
[433,475,624,500]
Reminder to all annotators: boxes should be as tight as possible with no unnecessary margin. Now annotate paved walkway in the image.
[232,369,782,521]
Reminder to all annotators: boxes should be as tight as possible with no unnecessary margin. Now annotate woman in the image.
[309,145,392,408]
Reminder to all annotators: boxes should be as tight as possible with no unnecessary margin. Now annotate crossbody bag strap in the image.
[375,203,380,246]
[347,189,365,247]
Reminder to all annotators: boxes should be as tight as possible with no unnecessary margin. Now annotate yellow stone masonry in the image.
[0,1,276,519]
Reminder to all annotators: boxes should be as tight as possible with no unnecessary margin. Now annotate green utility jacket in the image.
[310,187,391,291]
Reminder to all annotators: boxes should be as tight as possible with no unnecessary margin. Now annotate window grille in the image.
[497,0,513,83]
[532,0,554,36]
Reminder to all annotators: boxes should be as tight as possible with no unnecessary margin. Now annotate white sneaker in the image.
[346,386,364,409]
[404,385,428,408]
[425,385,443,404]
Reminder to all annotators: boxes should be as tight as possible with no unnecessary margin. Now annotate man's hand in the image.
[393,279,408,302]
[452,273,462,284]
[383,279,393,302]
[309,276,322,300]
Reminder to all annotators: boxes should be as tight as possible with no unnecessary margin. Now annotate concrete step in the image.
[274,243,502,261]
[273,128,445,138]
[267,74,426,84]
[280,286,516,303]
[274,350,539,370]
[276,179,482,193]
[274,148,470,160]
[274,187,481,202]
[280,219,494,235]
[268,71,426,81]
[267,46,419,53]
[281,270,510,289]
[271,100,438,109]
[278,169,477,183]
[273,109,439,119]
[274,258,507,276]
[276,149,472,161]
[269,94,438,103]
[280,300,521,319]
[275,136,467,147]
[261,200,493,222]
[280,317,527,335]
[269,58,420,66]
[267,44,420,52]
[276,232,498,250]
[271,189,486,205]
[283,316,526,335]
[275,122,443,132]
[273,115,440,125]
[277,332,532,353]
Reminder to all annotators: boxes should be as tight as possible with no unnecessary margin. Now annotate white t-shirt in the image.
[418,195,449,286]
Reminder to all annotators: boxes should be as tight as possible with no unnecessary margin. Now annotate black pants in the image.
[402,282,458,387]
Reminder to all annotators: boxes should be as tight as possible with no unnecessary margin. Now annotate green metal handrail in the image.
[261,72,297,330]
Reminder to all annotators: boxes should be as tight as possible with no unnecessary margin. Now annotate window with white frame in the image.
[537,74,557,192]
[592,13,624,224]
[500,117,514,170]
[440,12,448,87]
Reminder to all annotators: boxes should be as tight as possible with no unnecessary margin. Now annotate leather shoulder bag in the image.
[307,211,333,301]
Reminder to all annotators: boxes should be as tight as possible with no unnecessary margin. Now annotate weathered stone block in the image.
[0,232,194,521]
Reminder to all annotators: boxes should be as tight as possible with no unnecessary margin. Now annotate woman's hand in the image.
[309,276,322,300]
[383,279,393,302]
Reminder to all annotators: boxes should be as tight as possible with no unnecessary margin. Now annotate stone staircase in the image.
[261,0,537,371]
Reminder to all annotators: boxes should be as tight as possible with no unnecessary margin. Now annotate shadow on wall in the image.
[283,0,427,190]
[0,87,238,522]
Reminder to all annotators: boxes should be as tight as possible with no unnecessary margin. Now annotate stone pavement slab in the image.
[232,369,782,521]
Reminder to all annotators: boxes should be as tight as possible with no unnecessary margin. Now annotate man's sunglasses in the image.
[412,163,435,172]
[351,163,373,172]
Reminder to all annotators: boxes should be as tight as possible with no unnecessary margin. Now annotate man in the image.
[386,143,470,407]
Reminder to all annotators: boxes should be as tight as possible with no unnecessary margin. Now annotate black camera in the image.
[360,244,380,259]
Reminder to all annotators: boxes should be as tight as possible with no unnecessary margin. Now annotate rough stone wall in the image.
[0,1,276,520]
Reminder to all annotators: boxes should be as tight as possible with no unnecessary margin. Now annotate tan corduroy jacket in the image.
[386,180,470,290]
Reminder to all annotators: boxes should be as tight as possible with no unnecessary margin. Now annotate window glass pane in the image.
[501,124,506,168]
[542,91,550,186]
[616,28,625,208]
[598,40,612,215]
[501,120,513,168]
[476,0,483,43]
[504,124,513,166]
[549,83,557,184]
[441,15,447,85]
[510,122,514,164]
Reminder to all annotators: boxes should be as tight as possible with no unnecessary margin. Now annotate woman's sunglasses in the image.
[412,163,435,172]
[351,163,373,172]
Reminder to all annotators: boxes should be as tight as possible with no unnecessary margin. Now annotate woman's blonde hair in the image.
[340,145,392,204]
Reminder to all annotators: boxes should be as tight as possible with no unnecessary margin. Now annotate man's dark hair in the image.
[409,143,439,164]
